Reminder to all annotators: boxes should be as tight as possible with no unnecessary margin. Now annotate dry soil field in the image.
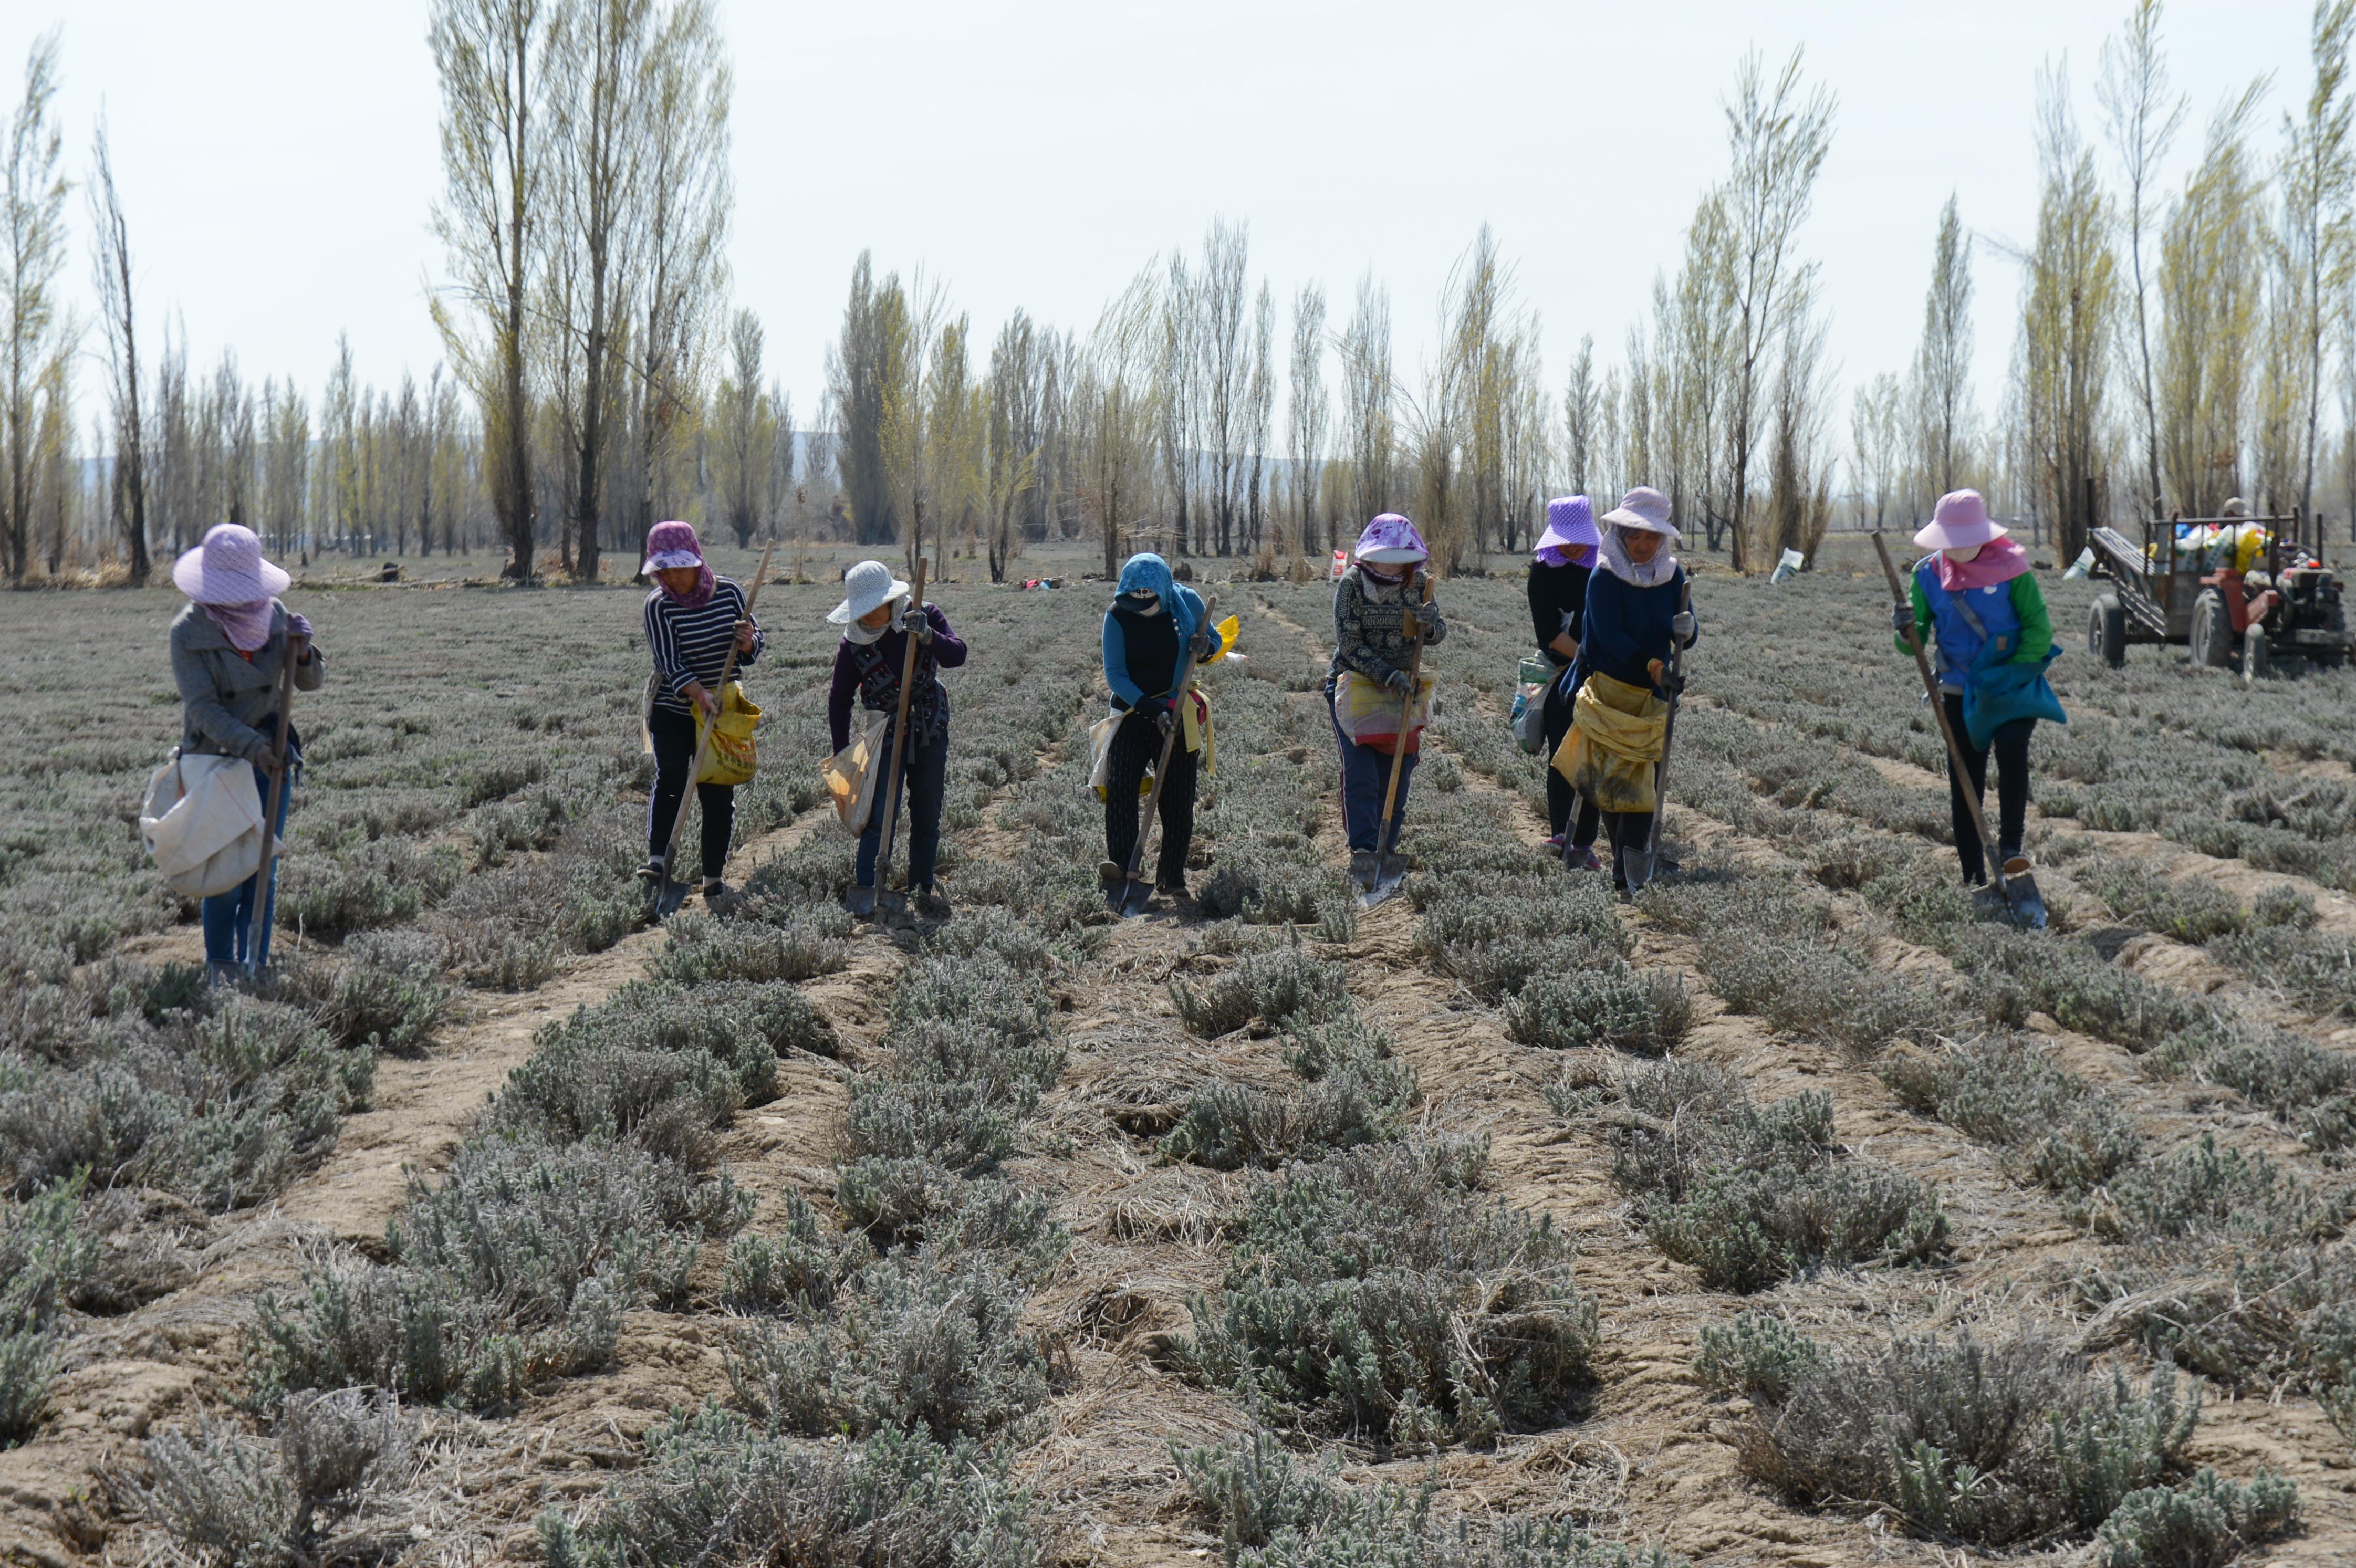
[3,541,2354,1567]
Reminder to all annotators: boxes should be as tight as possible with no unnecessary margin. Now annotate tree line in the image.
[4,2,2353,587]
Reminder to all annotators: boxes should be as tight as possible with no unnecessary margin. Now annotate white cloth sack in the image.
[823,713,892,834]
[140,749,269,898]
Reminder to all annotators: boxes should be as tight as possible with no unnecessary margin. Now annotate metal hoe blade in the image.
[652,873,695,919]
[1359,852,1409,908]
[1112,875,1153,917]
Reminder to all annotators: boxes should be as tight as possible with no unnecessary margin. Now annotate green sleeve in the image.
[2008,573,2052,662]
[1894,573,1934,658]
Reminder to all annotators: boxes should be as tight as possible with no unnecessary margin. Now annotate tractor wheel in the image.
[2190,590,2233,668]
[2088,595,2126,668]
[2243,629,2271,683]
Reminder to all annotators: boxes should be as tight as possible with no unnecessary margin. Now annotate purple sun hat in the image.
[1354,513,1429,565]
[172,523,290,605]
[1535,495,1600,559]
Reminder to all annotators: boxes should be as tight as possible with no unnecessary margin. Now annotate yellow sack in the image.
[1201,614,1240,663]
[694,682,761,787]
[823,712,890,833]
[1090,684,1215,801]
[1332,669,1436,755]
[1554,673,1666,814]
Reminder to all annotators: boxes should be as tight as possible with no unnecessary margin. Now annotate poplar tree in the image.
[3,29,68,583]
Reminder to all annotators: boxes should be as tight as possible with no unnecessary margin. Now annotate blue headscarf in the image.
[1113,552,1202,646]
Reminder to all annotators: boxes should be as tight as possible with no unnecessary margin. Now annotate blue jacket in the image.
[1574,565,1692,692]
[1102,553,1223,707]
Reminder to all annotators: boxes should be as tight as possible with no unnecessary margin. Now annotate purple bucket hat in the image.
[1912,489,2007,552]
[172,523,290,605]
[1536,495,1600,557]
[1354,513,1429,565]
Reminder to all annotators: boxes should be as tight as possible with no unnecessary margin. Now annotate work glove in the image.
[1670,610,1696,642]
[287,612,315,641]
[1138,693,1175,720]
[1190,627,1216,661]
[1155,709,1176,737]
[1657,670,1687,698]
[1890,603,1915,634]
[894,606,934,643]
[1384,668,1414,695]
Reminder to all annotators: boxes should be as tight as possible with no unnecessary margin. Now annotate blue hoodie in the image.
[1102,553,1222,708]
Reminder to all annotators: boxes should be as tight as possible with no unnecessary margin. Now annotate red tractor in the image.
[2084,507,2350,678]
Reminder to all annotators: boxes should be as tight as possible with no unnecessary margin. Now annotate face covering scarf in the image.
[1599,526,1676,588]
[202,598,275,652]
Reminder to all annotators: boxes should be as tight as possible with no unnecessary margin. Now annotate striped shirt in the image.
[644,578,764,714]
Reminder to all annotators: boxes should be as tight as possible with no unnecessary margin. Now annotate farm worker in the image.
[1528,495,1602,867]
[169,523,324,984]
[639,521,764,902]
[829,559,967,918]
[1560,488,1698,893]
[1892,489,2055,887]
[1098,552,1224,900]
[1327,514,1449,887]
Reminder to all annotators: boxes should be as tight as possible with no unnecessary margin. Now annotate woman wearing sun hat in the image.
[828,558,967,917]
[1528,495,1602,864]
[169,522,325,980]
[1561,487,1698,893]
[640,521,764,901]
[1328,513,1448,887]
[1893,488,2056,888]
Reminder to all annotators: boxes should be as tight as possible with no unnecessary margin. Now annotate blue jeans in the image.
[1325,678,1416,854]
[857,733,947,891]
[202,760,292,970]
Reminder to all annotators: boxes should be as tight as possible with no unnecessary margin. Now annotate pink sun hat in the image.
[172,523,290,605]
[1913,489,2007,552]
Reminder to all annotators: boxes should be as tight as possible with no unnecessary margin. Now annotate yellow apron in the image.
[1554,672,1666,814]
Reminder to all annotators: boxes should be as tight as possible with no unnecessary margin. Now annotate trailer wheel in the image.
[2088,595,2126,668]
[2190,590,2232,668]
[2243,630,2271,683]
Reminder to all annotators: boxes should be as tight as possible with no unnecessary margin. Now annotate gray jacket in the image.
[170,600,326,763]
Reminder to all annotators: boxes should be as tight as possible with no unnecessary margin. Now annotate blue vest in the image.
[1915,558,2023,689]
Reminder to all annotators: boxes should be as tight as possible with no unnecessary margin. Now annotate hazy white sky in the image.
[20,0,2318,449]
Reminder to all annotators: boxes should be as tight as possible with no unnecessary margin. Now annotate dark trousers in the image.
[1540,673,1600,846]
[1104,709,1198,884]
[202,759,292,969]
[1940,693,2035,884]
[1599,810,1655,890]
[857,731,947,891]
[648,706,736,880]
[1325,678,1416,854]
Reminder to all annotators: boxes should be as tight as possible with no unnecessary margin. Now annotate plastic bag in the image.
[1554,673,1666,814]
[1332,669,1435,755]
[1088,712,1148,802]
[1510,682,1550,755]
[140,749,270,898]
[694,681,761,786]
[823,713,891,834]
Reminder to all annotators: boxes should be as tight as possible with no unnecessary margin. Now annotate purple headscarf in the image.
[642,520,715,611]
[1534,495,1600,568]
[1354,513,1429,572]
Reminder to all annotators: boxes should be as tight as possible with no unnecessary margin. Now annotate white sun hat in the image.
[827,558,911,624]
[1599,486,1680,538]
